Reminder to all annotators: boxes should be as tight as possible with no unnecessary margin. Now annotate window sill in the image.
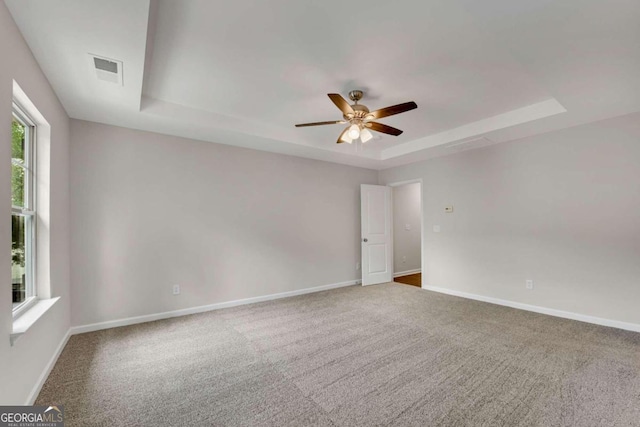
[11,297,60,346]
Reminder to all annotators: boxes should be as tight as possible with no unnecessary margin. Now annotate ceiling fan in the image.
[295,90,417,144]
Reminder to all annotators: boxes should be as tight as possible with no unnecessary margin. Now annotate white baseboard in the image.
[70,279,359,335]
[394,269,421,278]
[422,285,640,333]
[26,328,71,405]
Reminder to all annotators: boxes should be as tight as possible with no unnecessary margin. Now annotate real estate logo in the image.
[0,405,64,427]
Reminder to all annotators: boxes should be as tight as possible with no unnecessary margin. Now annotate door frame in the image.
[387,179,424,289]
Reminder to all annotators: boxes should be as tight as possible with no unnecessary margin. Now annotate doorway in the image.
[390,181,422,288]
[359,181,423,287]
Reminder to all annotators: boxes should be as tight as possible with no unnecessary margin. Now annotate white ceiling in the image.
[6,0,640,169]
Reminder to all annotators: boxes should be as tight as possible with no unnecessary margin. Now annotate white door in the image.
[361,184,393,286]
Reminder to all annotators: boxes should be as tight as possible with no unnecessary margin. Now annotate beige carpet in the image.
[37,284,640,426]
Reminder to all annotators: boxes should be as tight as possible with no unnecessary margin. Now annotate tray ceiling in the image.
[6,0,640,169]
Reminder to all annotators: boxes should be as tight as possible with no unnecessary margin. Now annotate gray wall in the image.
[393,183,421,274]
[380,113,640,324]
[70,120,378,326]
[0,3,70,404]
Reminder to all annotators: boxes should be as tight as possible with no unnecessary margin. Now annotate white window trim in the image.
[10,80,57,346]
[12,296,37,319]
[11,297,60,346]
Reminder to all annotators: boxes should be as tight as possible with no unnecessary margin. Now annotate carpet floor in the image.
[37,284,640,426]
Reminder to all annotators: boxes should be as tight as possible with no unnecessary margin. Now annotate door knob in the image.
[363,238,368,242]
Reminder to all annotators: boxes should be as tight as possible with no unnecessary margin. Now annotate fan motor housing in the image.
[344,103,370,120]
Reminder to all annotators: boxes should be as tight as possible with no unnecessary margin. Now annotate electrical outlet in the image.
[356,262,361,270]
[173,284,180,295]
[525,280,534,290]
[402,256,406,264]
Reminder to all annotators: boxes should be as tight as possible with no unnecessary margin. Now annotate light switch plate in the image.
[433,225,441,233]
[445,206,454,213]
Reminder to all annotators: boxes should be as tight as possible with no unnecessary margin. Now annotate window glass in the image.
[11,119,26,208]
[11,109,35,313]
[11,214,26,308]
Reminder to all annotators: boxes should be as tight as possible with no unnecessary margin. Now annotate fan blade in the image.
[366,122,403,136]
[328,94,355,116]
[336,126,350,144]
[295,120,345,127]
[367,101,417,120]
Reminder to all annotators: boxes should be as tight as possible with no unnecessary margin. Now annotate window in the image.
[11,104,36,315]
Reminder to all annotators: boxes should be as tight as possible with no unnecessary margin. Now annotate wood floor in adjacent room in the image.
[394,273,421,287]
[37,284,640,426]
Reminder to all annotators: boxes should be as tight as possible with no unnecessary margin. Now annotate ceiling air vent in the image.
[89,54,123,85]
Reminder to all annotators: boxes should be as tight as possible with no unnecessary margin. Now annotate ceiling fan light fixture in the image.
[360,128,373,143]
[340,132,353,144]
[348,124,361,139]
[294,91,417,144]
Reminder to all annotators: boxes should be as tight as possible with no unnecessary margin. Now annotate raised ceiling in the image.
[6,0,640,169]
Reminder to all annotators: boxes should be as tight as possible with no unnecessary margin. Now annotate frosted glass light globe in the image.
[360,128,373,143]
[348,124,360,139]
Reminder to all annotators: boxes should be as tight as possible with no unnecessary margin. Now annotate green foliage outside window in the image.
[12,119,25,267]
[12,119,25,206]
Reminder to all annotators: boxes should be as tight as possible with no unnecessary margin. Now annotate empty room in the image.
[1,0,639,426]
